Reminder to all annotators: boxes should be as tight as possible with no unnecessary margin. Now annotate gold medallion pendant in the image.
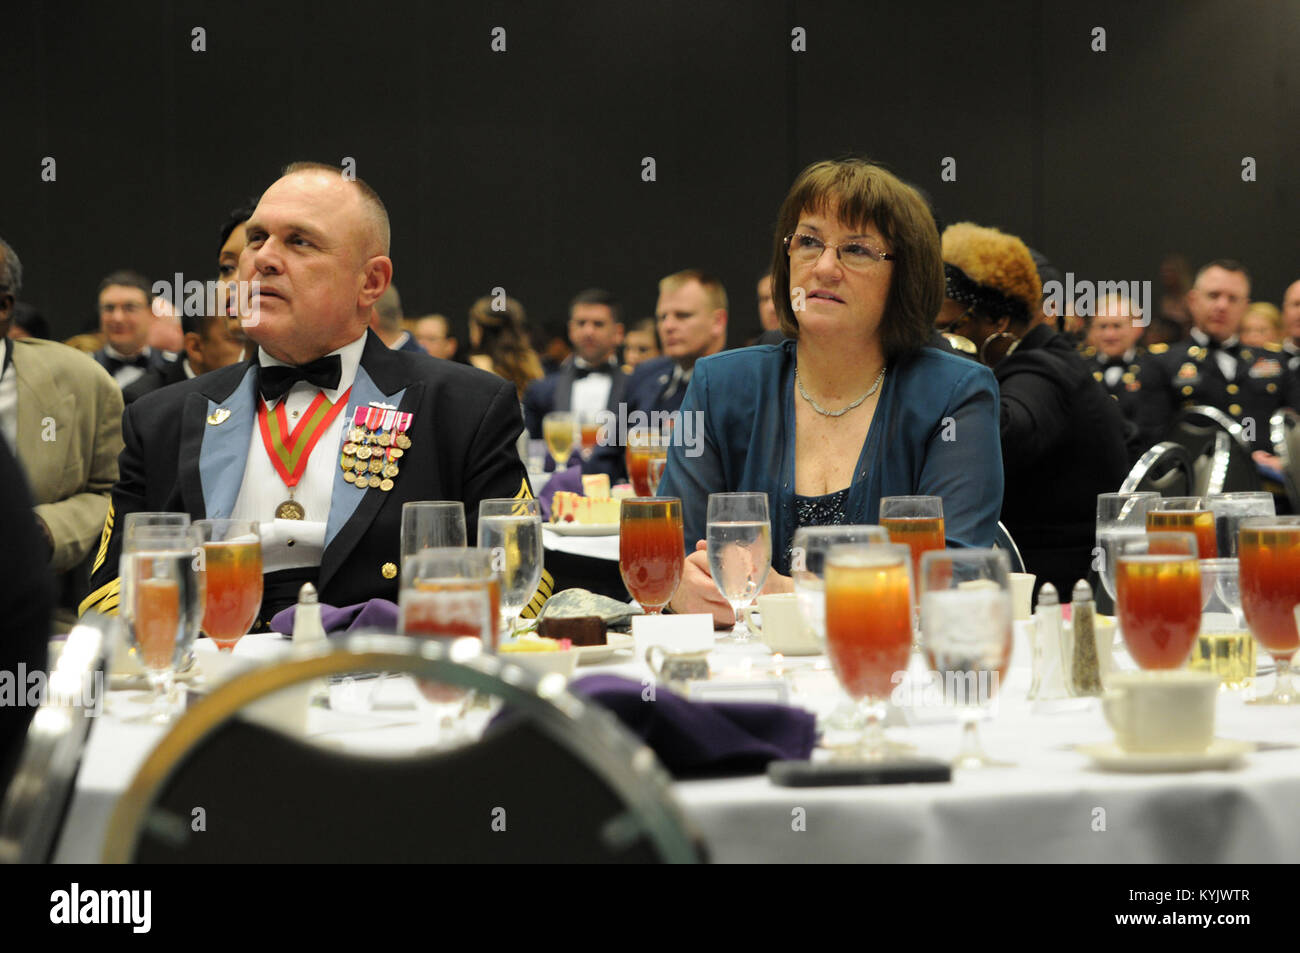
[276,499,306,520]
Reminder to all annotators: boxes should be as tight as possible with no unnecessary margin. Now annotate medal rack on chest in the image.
[340,403,412,493]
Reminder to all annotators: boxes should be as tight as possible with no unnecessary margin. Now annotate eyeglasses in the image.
[784,232,896,271]
[936,306,980,335]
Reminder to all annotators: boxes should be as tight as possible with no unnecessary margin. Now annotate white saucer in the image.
[546,522,619,537]
[1077,739,1254,773]
[575,632,634,664]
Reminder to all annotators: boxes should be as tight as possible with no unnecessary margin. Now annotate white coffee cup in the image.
[742,593,820,656]
[1101,670,1219,753]
[1009,573,1036,621]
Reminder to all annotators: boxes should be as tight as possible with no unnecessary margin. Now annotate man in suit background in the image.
[413,313,460,361]
[123,310,249,404]
[523,288,626,436]
[90,270,169,390]
[625,270,727,417]
[82,162,535,621]
[368,284,424,353]
[0,237,123,629]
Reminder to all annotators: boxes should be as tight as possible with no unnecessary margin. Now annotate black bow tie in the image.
[1101,357,1127,370]
[1201,337,1236,354]
[105,353,150,373]
[258,355,342,401]
[573,363,614,380]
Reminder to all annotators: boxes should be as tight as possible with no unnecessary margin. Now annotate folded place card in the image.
[632,612,715,660]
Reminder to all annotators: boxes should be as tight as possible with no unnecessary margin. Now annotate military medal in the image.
[259,386,352,521]
[275,498,306,520]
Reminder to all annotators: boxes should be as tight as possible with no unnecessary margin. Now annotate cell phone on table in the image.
[768,758,951,787]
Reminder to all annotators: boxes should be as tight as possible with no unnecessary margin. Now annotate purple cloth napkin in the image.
[270,598,400,636]
[569,674,817,778]
[537,465,584,522]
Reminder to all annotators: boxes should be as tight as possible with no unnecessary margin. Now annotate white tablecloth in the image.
[52,633,1300,863]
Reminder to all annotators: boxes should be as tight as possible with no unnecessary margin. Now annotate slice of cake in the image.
[551,491,621,524]
[610,483,635,500]
[581,473,611,498]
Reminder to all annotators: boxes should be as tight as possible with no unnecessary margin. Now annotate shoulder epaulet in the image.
[1080,345,1097,357]
[1263,342,1283,352]
[1148,343,1169,354]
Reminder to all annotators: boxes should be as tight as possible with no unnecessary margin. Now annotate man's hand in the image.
[670,539,734,628]
[1253,450,1284,473]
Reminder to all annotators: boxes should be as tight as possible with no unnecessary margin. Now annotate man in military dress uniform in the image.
[82,163,542,623]
[1153,260,1300,459]
[1081,293,1175,461]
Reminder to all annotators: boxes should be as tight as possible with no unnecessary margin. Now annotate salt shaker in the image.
[292,582,330,707]
[1029,583,1071,700]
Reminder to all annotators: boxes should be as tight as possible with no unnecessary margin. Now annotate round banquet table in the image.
[51,627,1300,864]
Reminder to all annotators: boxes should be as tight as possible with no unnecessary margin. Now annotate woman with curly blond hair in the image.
[936,222,1129,598]
[466,294,543,400]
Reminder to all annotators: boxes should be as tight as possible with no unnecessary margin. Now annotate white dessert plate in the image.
[546,522,620,537]
[575,632,635,664]
[1076,739,1254,773]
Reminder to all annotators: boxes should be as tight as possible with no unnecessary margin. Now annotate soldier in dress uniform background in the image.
[1152,259,1300,465]
[1081,292,1176,462]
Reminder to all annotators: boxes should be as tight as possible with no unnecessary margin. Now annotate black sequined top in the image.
[787,486,851,567]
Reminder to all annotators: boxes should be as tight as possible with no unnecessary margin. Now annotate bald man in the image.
[83,162,535,622]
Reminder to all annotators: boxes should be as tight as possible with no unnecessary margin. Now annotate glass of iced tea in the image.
[194,519,263,653]
[1115,533,1201,670]
[542,411,577,472]
[790,525,889,646]
[879,495,945,582]
[577,410,603,461]
[399,548,495,730]
[920,548,1014,768]
[1238,516,1300,704]
[123,531,203,723]
[619,498,684,614]
[1146,496,1216,558]
[626,427,669,497]
[823,542,914,760]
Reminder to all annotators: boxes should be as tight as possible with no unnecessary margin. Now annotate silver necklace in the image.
[796,365,886,417]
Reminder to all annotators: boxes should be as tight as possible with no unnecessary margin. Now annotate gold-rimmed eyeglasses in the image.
[784,232,897,271]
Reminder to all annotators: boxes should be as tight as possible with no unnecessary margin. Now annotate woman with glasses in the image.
[936,222,1129,599]
[658,158,1004,624]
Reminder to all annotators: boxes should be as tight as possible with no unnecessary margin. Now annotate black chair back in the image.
[1118,442,1195,497]
[0,619,108,863]
[992,521,1026,573]
[104,635,704,863]
[1271,409,1300,513]
[1166,406,1260,495]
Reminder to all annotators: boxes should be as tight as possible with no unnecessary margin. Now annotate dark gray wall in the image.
[2,0,1297,344]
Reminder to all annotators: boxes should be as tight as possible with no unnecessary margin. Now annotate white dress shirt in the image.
[1103,348,1137,389]
[231,334,367,572]
[569,357,614,418]
[0,340,16,453]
